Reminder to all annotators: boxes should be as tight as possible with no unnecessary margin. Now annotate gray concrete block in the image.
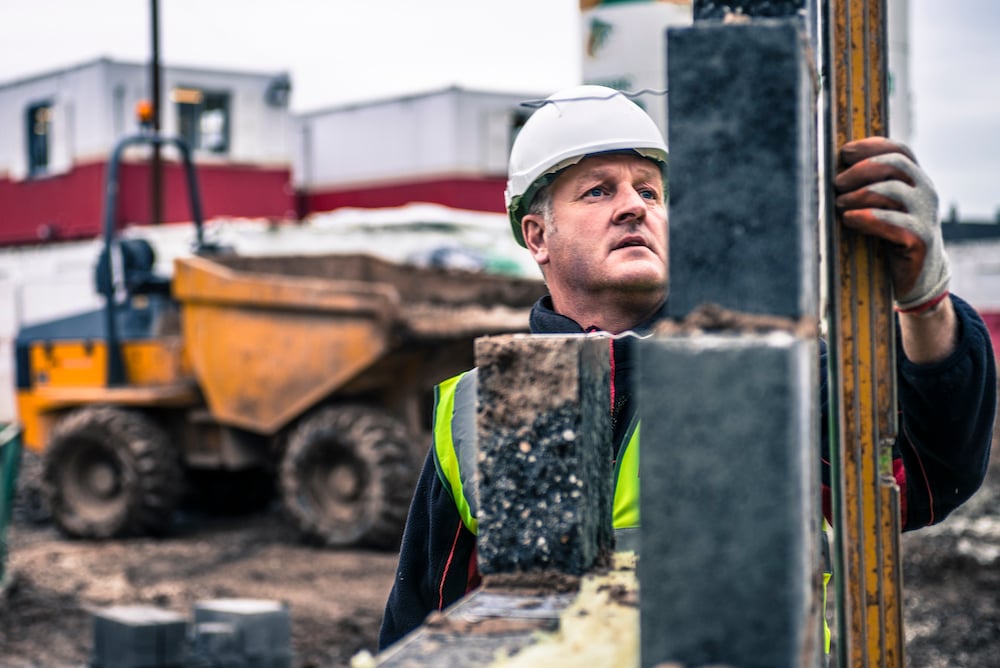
[474,334,612,575]
[666,20,817,320]
[90,605,187,668]
[193,599,291,666]
[187,622,241,668]
[637,333,821,668]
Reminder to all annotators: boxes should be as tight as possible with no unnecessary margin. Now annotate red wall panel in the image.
[0,163,105,244]
[1,160,293,246]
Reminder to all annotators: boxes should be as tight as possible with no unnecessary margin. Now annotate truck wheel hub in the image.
[85,462,120,498]
[328,465,361,501]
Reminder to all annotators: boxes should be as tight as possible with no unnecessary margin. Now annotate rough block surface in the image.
[666,20,817,319]
[475,334,612,575]
[693,0,807,20]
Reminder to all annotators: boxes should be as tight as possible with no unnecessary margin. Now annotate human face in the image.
[522,153,668,315]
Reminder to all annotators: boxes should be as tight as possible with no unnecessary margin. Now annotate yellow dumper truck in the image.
[13,131,544,548]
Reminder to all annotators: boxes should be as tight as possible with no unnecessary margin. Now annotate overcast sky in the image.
[0,0,997,218]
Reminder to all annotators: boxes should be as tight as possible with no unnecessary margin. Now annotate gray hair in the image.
[526,184,554,225]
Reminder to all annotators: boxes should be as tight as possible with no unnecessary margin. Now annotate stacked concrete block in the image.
[474,334,612,576]
[665,19,817,320]
[637,11,823,668]
[639,334,820,667]
[90,605,187,668]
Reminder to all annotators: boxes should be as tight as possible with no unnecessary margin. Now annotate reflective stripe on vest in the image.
[612,416,640,529]
[431,371,479,534]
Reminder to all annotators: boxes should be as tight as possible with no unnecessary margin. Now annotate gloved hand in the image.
[834,137,951,314]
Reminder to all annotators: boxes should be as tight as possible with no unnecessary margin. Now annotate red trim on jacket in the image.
[902,423,933,525]
[438,524,463,609]
[609,338,617,416]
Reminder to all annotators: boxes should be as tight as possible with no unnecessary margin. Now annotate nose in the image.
[613,186,647,224]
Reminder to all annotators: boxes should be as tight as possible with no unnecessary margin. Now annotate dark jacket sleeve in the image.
[895,294,996,528]
[820,294,996,530]
[378,446,478,650]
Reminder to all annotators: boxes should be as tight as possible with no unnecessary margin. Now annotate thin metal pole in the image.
[150,0,163,225]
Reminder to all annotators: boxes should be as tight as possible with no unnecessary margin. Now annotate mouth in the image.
[612,236,651,251]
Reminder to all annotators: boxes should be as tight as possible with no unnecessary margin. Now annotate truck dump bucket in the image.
[172,252,544,435]
[173,254,401,434]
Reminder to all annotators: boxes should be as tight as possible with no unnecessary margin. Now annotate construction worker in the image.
[378,85,997,649]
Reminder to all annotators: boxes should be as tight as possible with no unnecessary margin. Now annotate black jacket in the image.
[379,294,996,650]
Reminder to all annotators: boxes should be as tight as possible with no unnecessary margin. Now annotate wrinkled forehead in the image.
[553,152,665,187]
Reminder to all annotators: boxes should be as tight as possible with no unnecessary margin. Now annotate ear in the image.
[521,214,550,266]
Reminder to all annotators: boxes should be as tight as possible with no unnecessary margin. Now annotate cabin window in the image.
[25,101,53,177]
[112,85,127,137]
[173,87,230,154]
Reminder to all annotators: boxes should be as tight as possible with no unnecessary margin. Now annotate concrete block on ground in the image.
[637,333,821,668]
[666,19,817,320]
[474,334,612,576]
[187,622,240,668]
[90,605,187,668]
[193,599,292,667]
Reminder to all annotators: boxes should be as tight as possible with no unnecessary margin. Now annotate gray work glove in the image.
[834,137,951,313]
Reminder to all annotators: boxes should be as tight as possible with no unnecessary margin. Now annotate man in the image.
[378,85,997,649]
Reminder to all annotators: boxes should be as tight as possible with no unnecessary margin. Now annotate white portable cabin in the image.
[0,57,295,246]
[293,86,541,214]
[0,56,293,177]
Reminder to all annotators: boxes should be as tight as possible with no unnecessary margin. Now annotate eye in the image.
[585,186,606,198]
[639,187,659,200]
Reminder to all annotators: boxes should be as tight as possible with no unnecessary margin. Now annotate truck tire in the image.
[42,406,181,538]
[280,405,416,549]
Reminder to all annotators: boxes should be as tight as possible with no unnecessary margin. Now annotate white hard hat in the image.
[504,84,668,247]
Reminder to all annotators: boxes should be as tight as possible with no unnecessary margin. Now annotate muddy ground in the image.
[2,424,998,668]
